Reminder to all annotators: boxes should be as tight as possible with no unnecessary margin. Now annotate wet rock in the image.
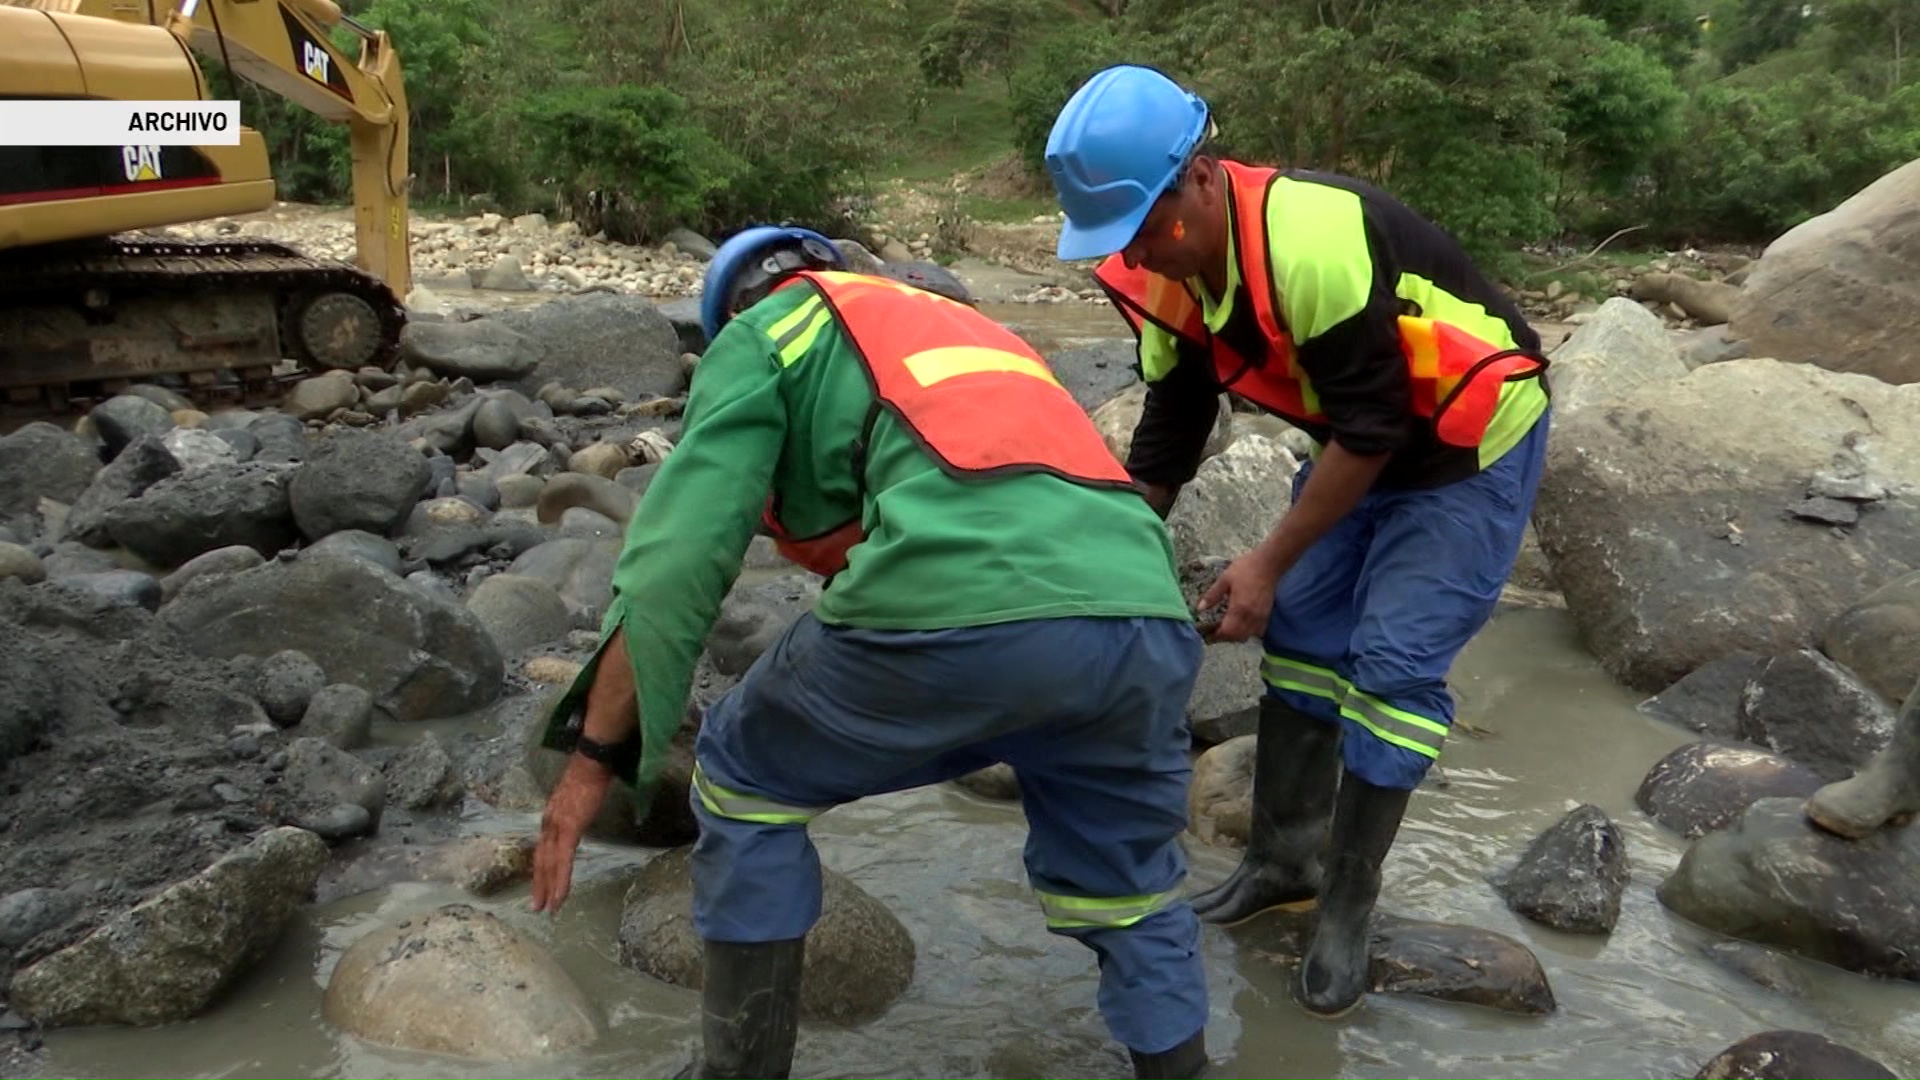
[323,903,598,1058]
[1532,359,1920,694]
[159,427,236,472]
[707,574,823,678]
[496,474,544,509]
[1546,297,1689,415]
[1736,650,1896,780]
[60,435,179,547]
[499,293,685,404]
[289,803,372,842]
[157,545,265,604]
[1635,741,1824,838]
[0,543,45,585]
[246,412,308,464]
[211,426,260,461]
[1637,652,1765,738]
[385,732,464,810]
[1166,434,1299,567]
[1729,157,1920,387]
[283,373,359,421]
[38,542,114,581]
[1187,646,1260,747]
[1656,797,1920,980]
[399,319,541,382]
[1698,941,1808,996]
[1692,1031,1896,1080]
[58,570,162,613]
[301,683,375,749]
[1787,495,1858,526]
[0,422,99,522]
[255,649,326,727]
[0,888,80,950]
[1188,735,1254,847]
[157,556,504,722]
[1251,907,1555,1015]
[297,529,403,575]
[1043,341,1141,412]
[1822,568,1920,707]
[9,827,328,1027]
[288,429,434,541]
[535,471,636,527]
[618,845,915,1024]
[465,573,575,657]
[278,736,385,828]
[104,463,297,568]
[1492,804,1628,934]
[89,394,175,458]
[522,686,703,848]
[951,763,1020,801]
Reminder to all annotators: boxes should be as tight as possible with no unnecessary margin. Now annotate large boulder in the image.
[1634,741,1823,839]
[1545,296,1689,415]
[1088,383,1233,469]
[323,903,598,1059]
[617,846,916,1025]
[1043,341,1141,413]
[498,293,685,403]
[103,462,299,568]
[1247,906,1555,1016]
[1692,1031,1897,1080]
[399,319,542,383]
[1822,568,1920,707]
[1656,797,1920,981]
[60,434,179,547]
[0,422,100,525]
[9,827,328,1027]
[156,556,503,721]
[1532,359,1920,693]
[288,429,434,542]
[1735,649,1896,781]
[1165,434,1298,567]
[1728,157,1920,386]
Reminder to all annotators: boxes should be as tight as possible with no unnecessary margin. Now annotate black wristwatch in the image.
[571,733,628,770]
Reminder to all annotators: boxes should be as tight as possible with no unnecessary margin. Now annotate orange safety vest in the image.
[759,269,1136,577]
[1095,161,1547,449]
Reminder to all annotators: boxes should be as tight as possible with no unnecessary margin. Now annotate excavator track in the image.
[0,235,406,416]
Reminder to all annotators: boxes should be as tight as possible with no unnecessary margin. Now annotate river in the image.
[27,300,1920,1080]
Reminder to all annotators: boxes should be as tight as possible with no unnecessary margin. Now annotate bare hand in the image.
[1197,547,1283,643]
[530,755,614,914]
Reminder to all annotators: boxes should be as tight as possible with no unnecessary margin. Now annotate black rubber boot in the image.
[1130,1029,1209,1079]
[674,937,806,1079]
[1806,676,1920,839]
[1190,698,1343,927]
[1295,772,1410,1018]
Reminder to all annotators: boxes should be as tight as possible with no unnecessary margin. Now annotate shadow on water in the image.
[37,605,1920,1079]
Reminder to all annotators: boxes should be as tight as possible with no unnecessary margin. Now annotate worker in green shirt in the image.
[527,226,1212,1080]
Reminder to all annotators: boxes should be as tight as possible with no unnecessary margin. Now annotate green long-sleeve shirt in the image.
[540,278,1193,792]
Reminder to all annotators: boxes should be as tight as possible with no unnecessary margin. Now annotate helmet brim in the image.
[1056,207,1150,262]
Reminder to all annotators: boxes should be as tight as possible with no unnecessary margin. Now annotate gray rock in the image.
[103,463,298,568]
[288,429,433,542]
[665,227,717,259]
[1692,1031,1895,1080]
[1657,797,1920,980]
[322,903,598,1058]
[57,570,162,613]
[1737,650,1896,780]
[1787,495,1859,526]
[535,472,635,527]
[952,763,1021,801]
[399,320,541,382]
[283,374,359,421]
[707,574,823,678]
[495,474,544,509]
[297,529,403,575]
[1166,435,1298,568]
[301,683,375,750]
[395,397,484,457]
[159,427,236,472]
[1546,296,1689,415]
[1090,382,1233,467]
[557,507,620,536]
[1533,359,1920,694]
[289,803,373,842]
[479,255,531,292]
[500,293,685,404]
[1188,735,1253,847]
[255,649,326,727]
[210,427,259,462]
[157,545,264,605]
[0,888,79,949]
[8,827,329,1027]
[1673,325,1752,371]
[123,384,193,412]
[246,413,308,464]
[0,422,100,521]
[1492,804,1629,934]
[1823,568,1920,706]
[406,570,462,606]
[280,737,385,825]
[385,733,464,809]
[40,542,117,580]
[618,845,914,1024]
[506,538,621,619]
[470,397,521,450]
[89,394,175,458]
[1698,941,1808,996]
[0,543,46,585]
[1637,652,1765,739]
[464,573,575,657]
[454,472,499,510]
[656,297,707,355]
[403,496,489,538]
[60,435,179,547]
[157,556,504,722]
[1635,742,1824,839]
[1044,340,1140,412]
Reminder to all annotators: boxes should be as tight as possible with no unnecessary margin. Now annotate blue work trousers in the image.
[1263,410,1551,790]
[689,612,1207,1055]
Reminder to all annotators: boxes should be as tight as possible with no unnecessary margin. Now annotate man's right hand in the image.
[1140,481,1180,520]
[529,755,615,915]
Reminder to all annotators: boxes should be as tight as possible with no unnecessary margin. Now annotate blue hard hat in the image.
[1044,65,1211,261]
[701,225,846,341]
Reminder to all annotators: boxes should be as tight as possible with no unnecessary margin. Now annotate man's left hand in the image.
[1197,546,1283,643]
[530,755,615,915]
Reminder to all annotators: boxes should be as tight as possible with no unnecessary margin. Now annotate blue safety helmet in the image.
[700,225,847,341]
[1044,65,1212,262]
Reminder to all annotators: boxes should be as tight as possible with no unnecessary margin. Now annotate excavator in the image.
[0,0,411,413]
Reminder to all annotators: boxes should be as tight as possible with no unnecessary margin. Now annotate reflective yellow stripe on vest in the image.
[1259,654,1449,760]
[1034,887,1179,930]
[691,762,832,825]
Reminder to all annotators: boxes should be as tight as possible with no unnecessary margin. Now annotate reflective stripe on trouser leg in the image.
[1034,887,1181,930]
[692,761,833,825]
[1262,653,1448,762]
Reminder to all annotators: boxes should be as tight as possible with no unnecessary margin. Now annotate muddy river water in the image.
[32,301,1920,1079]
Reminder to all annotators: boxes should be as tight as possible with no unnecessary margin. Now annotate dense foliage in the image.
[228,0,1919,261]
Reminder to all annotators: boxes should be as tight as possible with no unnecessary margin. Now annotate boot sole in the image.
[1203,897,1319,929]
[1301,996,1362,1021]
